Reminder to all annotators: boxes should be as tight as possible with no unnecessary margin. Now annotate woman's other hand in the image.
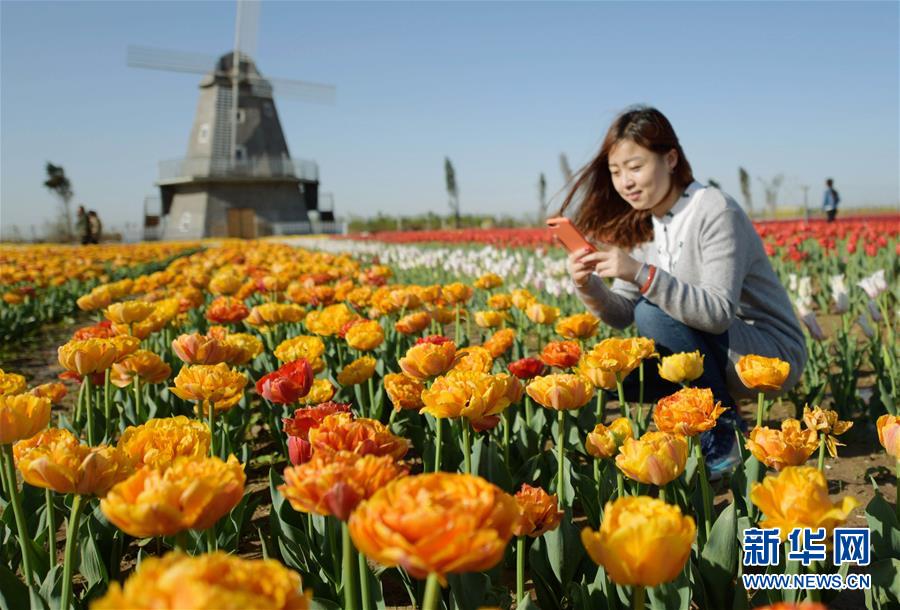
[567,248,603,287]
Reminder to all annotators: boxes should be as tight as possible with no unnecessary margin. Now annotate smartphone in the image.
[545,217,595,253]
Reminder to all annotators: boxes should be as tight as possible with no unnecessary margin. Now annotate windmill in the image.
[129,0,336,239]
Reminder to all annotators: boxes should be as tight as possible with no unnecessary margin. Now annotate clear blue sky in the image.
[2,1,898,236]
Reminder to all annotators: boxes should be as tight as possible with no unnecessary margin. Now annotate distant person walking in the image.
[822,178,840,222]
[87,210,102,244]
[76,206,91,245]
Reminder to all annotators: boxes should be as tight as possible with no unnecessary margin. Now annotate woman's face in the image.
[607,139,678,214]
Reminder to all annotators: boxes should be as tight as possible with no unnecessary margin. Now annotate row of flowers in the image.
[0,237,897,609]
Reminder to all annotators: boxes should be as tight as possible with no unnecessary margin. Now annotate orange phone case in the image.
[545,217,595,253]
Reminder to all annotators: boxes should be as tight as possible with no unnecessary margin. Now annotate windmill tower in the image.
[129,1,336,239]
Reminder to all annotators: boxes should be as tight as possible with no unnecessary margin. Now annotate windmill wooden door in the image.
[227,208,257,239]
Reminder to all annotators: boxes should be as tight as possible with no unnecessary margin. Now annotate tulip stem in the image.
[175,530,188,553]
[358,544,372,610]
[638,361,645,408]
[206,527,217,552]
[134,377,144,423]
[817,433,827,472]
[502,409,511,466]
[462,419,472,475]
[557,410,566,507]
[755,392,765,428]
[617,469,625,499]
[454,309,461,345]
[632,584,645,610]
[74,380,85,432]
[103,368,112,441]
[616,376,630,421]
[342,521,359,610]
[593,459,602,517]
[693,440,713,542]
[208,402,217,458]
[45,489,56,557]
[388,408,398,429]
[1,443,34,588]
[60,494,86,610]
[516,536,525,603]
[595,390,606,425]
[423,572,441,610]
[895,461,900,524]
[434,416,443,472]
[367,375,375,420]
[524,394,533,427]
[85,375,95,445]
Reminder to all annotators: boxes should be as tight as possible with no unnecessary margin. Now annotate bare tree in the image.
[444,157,460,228]
[537,173,548,223]
[43,162,74,241]
[756,173,784,218]
[559,153,573,185]
[738,167,753,217]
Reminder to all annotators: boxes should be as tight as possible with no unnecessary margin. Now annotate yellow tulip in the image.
[581,495,695,586]
[525,374,594,411]
[802,405,852,458]
[14,428,132,497]
[474,310,508,329]
[0,394,51,444]
[274,335,326,363]
[0,370,27,396]
[615,431,688,486]
[657,350,705,384]
[750,466,859,540]
[337,356,377,386]
[117,416,211,470]
[58,338,119,375]
[383,373,425,411]
[585,417,633,460]
[555,313,599,340]
[524,303,560,325]
[105,301,156,325]
[170,363,247,413]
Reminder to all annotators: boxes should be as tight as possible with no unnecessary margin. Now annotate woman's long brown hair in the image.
[558,106,694,250]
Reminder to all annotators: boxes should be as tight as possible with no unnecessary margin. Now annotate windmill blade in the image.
[128,45,217,75]
[235,0,261,59]
[255,76,337,104]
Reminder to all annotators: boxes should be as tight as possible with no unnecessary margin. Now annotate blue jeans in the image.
[609,298,747,463]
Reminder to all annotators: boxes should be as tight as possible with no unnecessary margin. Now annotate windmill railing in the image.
[158,157,319,182]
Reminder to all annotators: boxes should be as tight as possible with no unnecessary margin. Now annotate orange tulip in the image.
[540,340,582,369]
[58,338,119,375]
[171,332,236,365]
[310,413,410,460]
[349,473,518,584]
[105,301,156,325]
[449,346,494,374]
[653,387,727,437]
[395,312,432,335]
[100,455,245,537]
[204,296,250,324]
[802,406,852,458]
[399,341,457,381]
[555,313,599,339]
[877,414,900,459]
[383,373,425,411]
[0,369,27,396]
[110,350,172,388]
[28,382,67,404]
[92,551,312,610]
[512,484,563,537]
[474,273,503,290]
[345,320,386,350]
[280,451,408,521]
[736,354,791,392]
[745,420,818,471]
[481,328,515,358]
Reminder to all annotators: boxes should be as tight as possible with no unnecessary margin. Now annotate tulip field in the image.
[0,216,898,610]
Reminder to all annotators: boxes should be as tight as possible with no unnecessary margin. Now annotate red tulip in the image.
[508,357,546,380]
[256,359,314,404]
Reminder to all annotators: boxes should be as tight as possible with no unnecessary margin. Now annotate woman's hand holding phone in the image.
[567,244,642,286]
